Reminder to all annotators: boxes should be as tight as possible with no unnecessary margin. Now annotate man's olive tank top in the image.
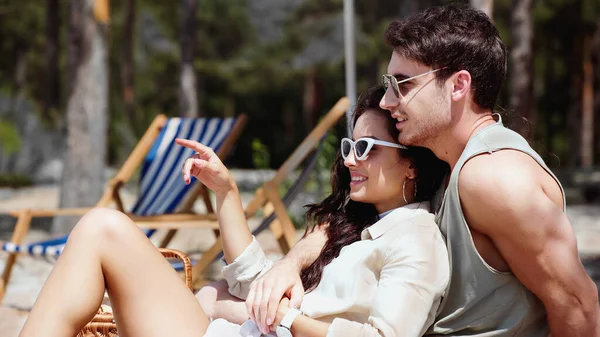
[427,116,563,336]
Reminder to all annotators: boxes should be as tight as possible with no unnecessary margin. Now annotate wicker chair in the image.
[77,248,193,337]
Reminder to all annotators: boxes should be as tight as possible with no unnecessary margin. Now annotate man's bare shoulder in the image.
[458,150,542,201]
[457,149,556,234]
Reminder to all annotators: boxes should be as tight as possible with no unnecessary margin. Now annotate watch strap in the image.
[280,307,302,330]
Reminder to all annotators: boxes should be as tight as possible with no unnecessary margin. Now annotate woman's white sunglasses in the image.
[341,137,407,161]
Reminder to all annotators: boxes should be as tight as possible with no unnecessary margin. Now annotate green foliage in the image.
[0,173,32,188]
[1,0,599,171]
[315,131,339,192]
[251,138,271,169]
[0,119,21,154]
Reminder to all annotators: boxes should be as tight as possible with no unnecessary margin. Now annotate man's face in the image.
[380,52,452,147]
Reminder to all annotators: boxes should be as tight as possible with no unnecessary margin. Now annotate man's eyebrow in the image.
[392,73,411,81]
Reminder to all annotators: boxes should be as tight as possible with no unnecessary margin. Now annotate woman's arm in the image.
[177,138,274,300]
[273,219,450,337]
[214,185,252,264]
[176,138,252,263]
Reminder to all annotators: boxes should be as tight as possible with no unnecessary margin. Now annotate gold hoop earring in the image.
[402,179,408,204]
[413,179,418,199]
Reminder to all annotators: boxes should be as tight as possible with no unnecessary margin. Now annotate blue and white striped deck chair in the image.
[0,114,247,299]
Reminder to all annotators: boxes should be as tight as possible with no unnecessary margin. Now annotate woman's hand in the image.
[175,138,235,195]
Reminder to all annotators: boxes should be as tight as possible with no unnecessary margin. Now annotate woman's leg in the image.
[19,208,209,337]
[196,280,248,324]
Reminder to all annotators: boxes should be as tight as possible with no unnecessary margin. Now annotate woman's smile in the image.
[350,172,368,186]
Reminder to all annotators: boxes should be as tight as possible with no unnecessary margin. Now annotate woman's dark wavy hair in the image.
[300,86,450,292]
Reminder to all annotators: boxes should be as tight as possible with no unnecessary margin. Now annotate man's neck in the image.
[427,110,496,170]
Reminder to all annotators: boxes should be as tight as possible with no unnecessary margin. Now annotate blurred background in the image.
[0,0,600,209]
[0,0,599,331]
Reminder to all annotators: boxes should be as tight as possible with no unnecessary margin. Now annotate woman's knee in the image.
[71,207,137,243]
[196,281,225,317]
[196,280,248,324]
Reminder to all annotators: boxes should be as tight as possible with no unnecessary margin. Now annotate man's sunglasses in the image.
[382,68,445,99]
[341,137,407,161]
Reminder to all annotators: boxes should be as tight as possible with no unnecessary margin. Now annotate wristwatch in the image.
[275,307,303,337]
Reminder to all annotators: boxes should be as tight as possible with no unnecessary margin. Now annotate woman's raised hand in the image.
[175,138,236,195]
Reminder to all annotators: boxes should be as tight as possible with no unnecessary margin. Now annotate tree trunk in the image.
[179,0,199,118]
[581,34,594,168]
[470,0,494,18]
[66,0,82,101]
[43,0,60,119]
[592,18,600,166]
[303,66,319,134]
[543,53,556,158]
[567,36,584,169]
[509,0,534,139]
[122,0,136,127]
[54,0,110,234]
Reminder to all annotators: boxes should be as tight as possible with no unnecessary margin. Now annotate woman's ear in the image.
[406,161,417,180]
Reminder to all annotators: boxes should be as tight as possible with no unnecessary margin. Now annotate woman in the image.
[19,87,449,337]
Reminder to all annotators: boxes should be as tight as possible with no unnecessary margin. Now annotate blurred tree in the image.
[582,33,593,167]
[593,18,600,164]
[509,0,534,139]
[2,0,600,178]
[302,65,320,135]
[122,0,136,127]
[470,0,494,17]
[54,0,109,234]
[179,0,199,117]
[566,0,584,169]
[43,0,60,120]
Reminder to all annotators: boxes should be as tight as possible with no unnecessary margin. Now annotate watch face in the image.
[276,326,293,337]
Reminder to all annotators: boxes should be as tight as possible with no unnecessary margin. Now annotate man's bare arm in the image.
[247,225,328,334]
[281,226,328,272]
[460,152,599,336]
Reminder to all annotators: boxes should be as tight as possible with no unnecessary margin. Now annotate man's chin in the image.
[397,134,419,147]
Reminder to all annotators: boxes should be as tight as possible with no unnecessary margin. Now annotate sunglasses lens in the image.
[341,140,352,158]
[355,140,369,158]
[382,76,389,89]
[383,75,400,98]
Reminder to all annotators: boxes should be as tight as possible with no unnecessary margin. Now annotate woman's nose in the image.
[344,151,358,167]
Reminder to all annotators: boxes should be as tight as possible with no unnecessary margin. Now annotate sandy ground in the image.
[1,185,599,336]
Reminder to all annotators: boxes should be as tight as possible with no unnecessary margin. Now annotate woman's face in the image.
[344,110,412,213]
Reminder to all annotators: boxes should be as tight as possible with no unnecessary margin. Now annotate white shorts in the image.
[203,318,277,337]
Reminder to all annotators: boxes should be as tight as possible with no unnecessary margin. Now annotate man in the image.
[201,4,600,336]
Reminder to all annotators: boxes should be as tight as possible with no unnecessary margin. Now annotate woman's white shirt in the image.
[222,202,450,337]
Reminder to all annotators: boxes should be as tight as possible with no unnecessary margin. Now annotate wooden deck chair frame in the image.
[0,114,248,300]
[191,97,349,288]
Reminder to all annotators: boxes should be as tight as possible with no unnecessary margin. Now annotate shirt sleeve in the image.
[327,221,450,337]
[221,236,274,300]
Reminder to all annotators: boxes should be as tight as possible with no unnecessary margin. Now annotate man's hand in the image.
[271,297,291,331]
[245,259,305,334]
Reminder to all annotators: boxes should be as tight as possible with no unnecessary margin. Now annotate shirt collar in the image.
[361,202,431,240]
